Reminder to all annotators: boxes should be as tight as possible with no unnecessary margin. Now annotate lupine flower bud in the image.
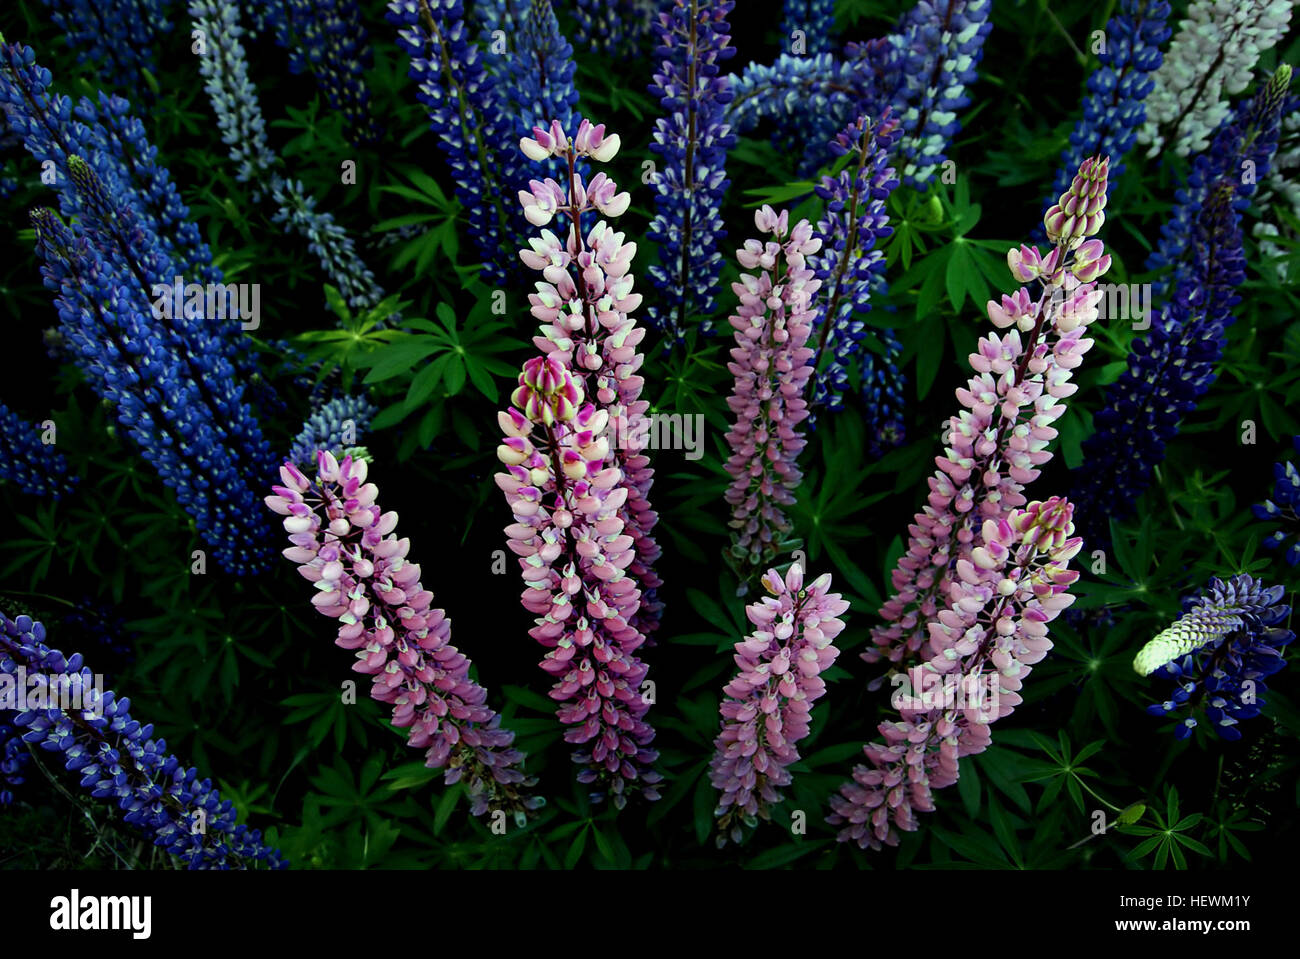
[1043,156,1109,250]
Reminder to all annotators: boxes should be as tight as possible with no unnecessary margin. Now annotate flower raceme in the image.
[495,357,662,807]
[1137,575,1294,741]
[514,118,663,640]
[267,452,537,819]
[862,157,1111,678]
[0,612,285,868]
[829,498,1083,849]
[710,564,849,845]
[722,206,821,585]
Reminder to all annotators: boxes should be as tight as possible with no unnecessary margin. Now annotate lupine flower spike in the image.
[862,157,1110,677]
[1254,435,1300,566]
[710,564,848,845]
[515,118,664,639]
[1137,575,1294,741]
[495,357,663,806]
[267,453,538,819]
[829,498,1082,849]
[0,612,285,868]
[723,206,822,586]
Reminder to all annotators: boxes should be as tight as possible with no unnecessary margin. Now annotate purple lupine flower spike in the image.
[496,356,663,807]
[723,205,822,586]
[267,452,538,820]
[710,564,849,845]
[829,498,1082,849]
[863,157,1110,679]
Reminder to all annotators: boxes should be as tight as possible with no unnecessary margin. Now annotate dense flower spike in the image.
[863,158,1110,676]
[645,0,737,342]
[1146,65,1291,295]
[0,611,285,868]
[495,0,581,164]
[1139,575,1293,740]
[0,715,27,806]
[1039,0,1170,228]
[1253,96,1300,282]
[2,41,278,573]
[710,564,848,844]
[779,0,836,56]
[807,113,902,429]
[1137,0,1292,157]
[572,0,656,57]
[388,0,526,283]
[263,0,382,146]
[191,0,386,310]
[1254,435,1300,566]
[723,206,822,584]
[515,118,664,639]
[39,0,172,91]
[1071,74,1288,547]
[288,394,379,467]
[495,367,663,805]
[268,453,536,818]
[830,499,1081,849]
[887,0,993,189]
[0,401,77,498]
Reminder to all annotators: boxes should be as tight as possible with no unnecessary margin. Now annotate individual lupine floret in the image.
[862,157,1110,676]
[888,0,993,189]
[806,113,902,429]
[267,452,537,818]
[710,564,848,844]
[1038,0,1170,232]
[287,394,379,467]
[1254,435,1300,566]
[38,0,172,92]
[722,206,822,586]
[495,356,662,806]
[516,118,664,639]
[645,0,737,343]
[0,611,285,868]
[829,498,1081,849]
[388,0,526,283]
[1137,0,1292,157]
[1138,575,1294,740]
[0,401,77,498]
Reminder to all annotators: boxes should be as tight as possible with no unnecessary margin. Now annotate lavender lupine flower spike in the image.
[1138,575,1293,741]
[268,453,537,819]
[0,402,77,498]
[862,157,1111,678]
[496,358,663,806]
[806,113,902,427]
[1038,0,1170,235]
[723,206,822,586]
[829,498,1082,849]
[645,0,737,343]
[0,611,285,868]
[1137,0,1292,158]
[710,564,848,845]
[515,118,664,640]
